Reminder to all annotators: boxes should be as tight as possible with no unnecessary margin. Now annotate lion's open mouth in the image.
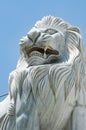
[25,46,59,59]
[23,46,60,65]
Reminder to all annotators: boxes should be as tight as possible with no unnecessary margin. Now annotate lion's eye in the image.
[45,29,58,35]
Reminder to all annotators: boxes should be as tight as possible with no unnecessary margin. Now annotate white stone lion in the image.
[0,16,86,130]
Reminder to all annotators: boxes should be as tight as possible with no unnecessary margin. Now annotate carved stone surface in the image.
[0,16,86,130]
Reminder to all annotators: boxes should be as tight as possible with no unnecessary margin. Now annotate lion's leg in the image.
[15,91,40,130]
[16,113,30,130]
[62,107,86,130]
[72,106,86,130]
[16,109,40,130]
[71,88,86,130]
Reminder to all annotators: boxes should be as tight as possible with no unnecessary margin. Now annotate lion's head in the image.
[17,16,85,69]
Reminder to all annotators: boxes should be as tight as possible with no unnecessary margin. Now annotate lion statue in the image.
[0,16,86,130]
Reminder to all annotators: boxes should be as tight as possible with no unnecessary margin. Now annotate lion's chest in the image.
[15,66,67,130]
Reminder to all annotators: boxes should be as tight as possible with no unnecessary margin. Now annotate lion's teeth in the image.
[29,51,43,57]
[44,52,47,58]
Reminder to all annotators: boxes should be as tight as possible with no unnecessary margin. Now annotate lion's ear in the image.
[66,26,85,60]
[67,27,81,34]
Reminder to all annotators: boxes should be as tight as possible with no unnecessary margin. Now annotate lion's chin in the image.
[26,54,59,66]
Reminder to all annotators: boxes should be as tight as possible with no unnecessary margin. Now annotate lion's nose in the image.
[27,29,40,43]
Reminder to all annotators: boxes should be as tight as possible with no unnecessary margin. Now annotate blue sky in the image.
[0,0,86,101]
